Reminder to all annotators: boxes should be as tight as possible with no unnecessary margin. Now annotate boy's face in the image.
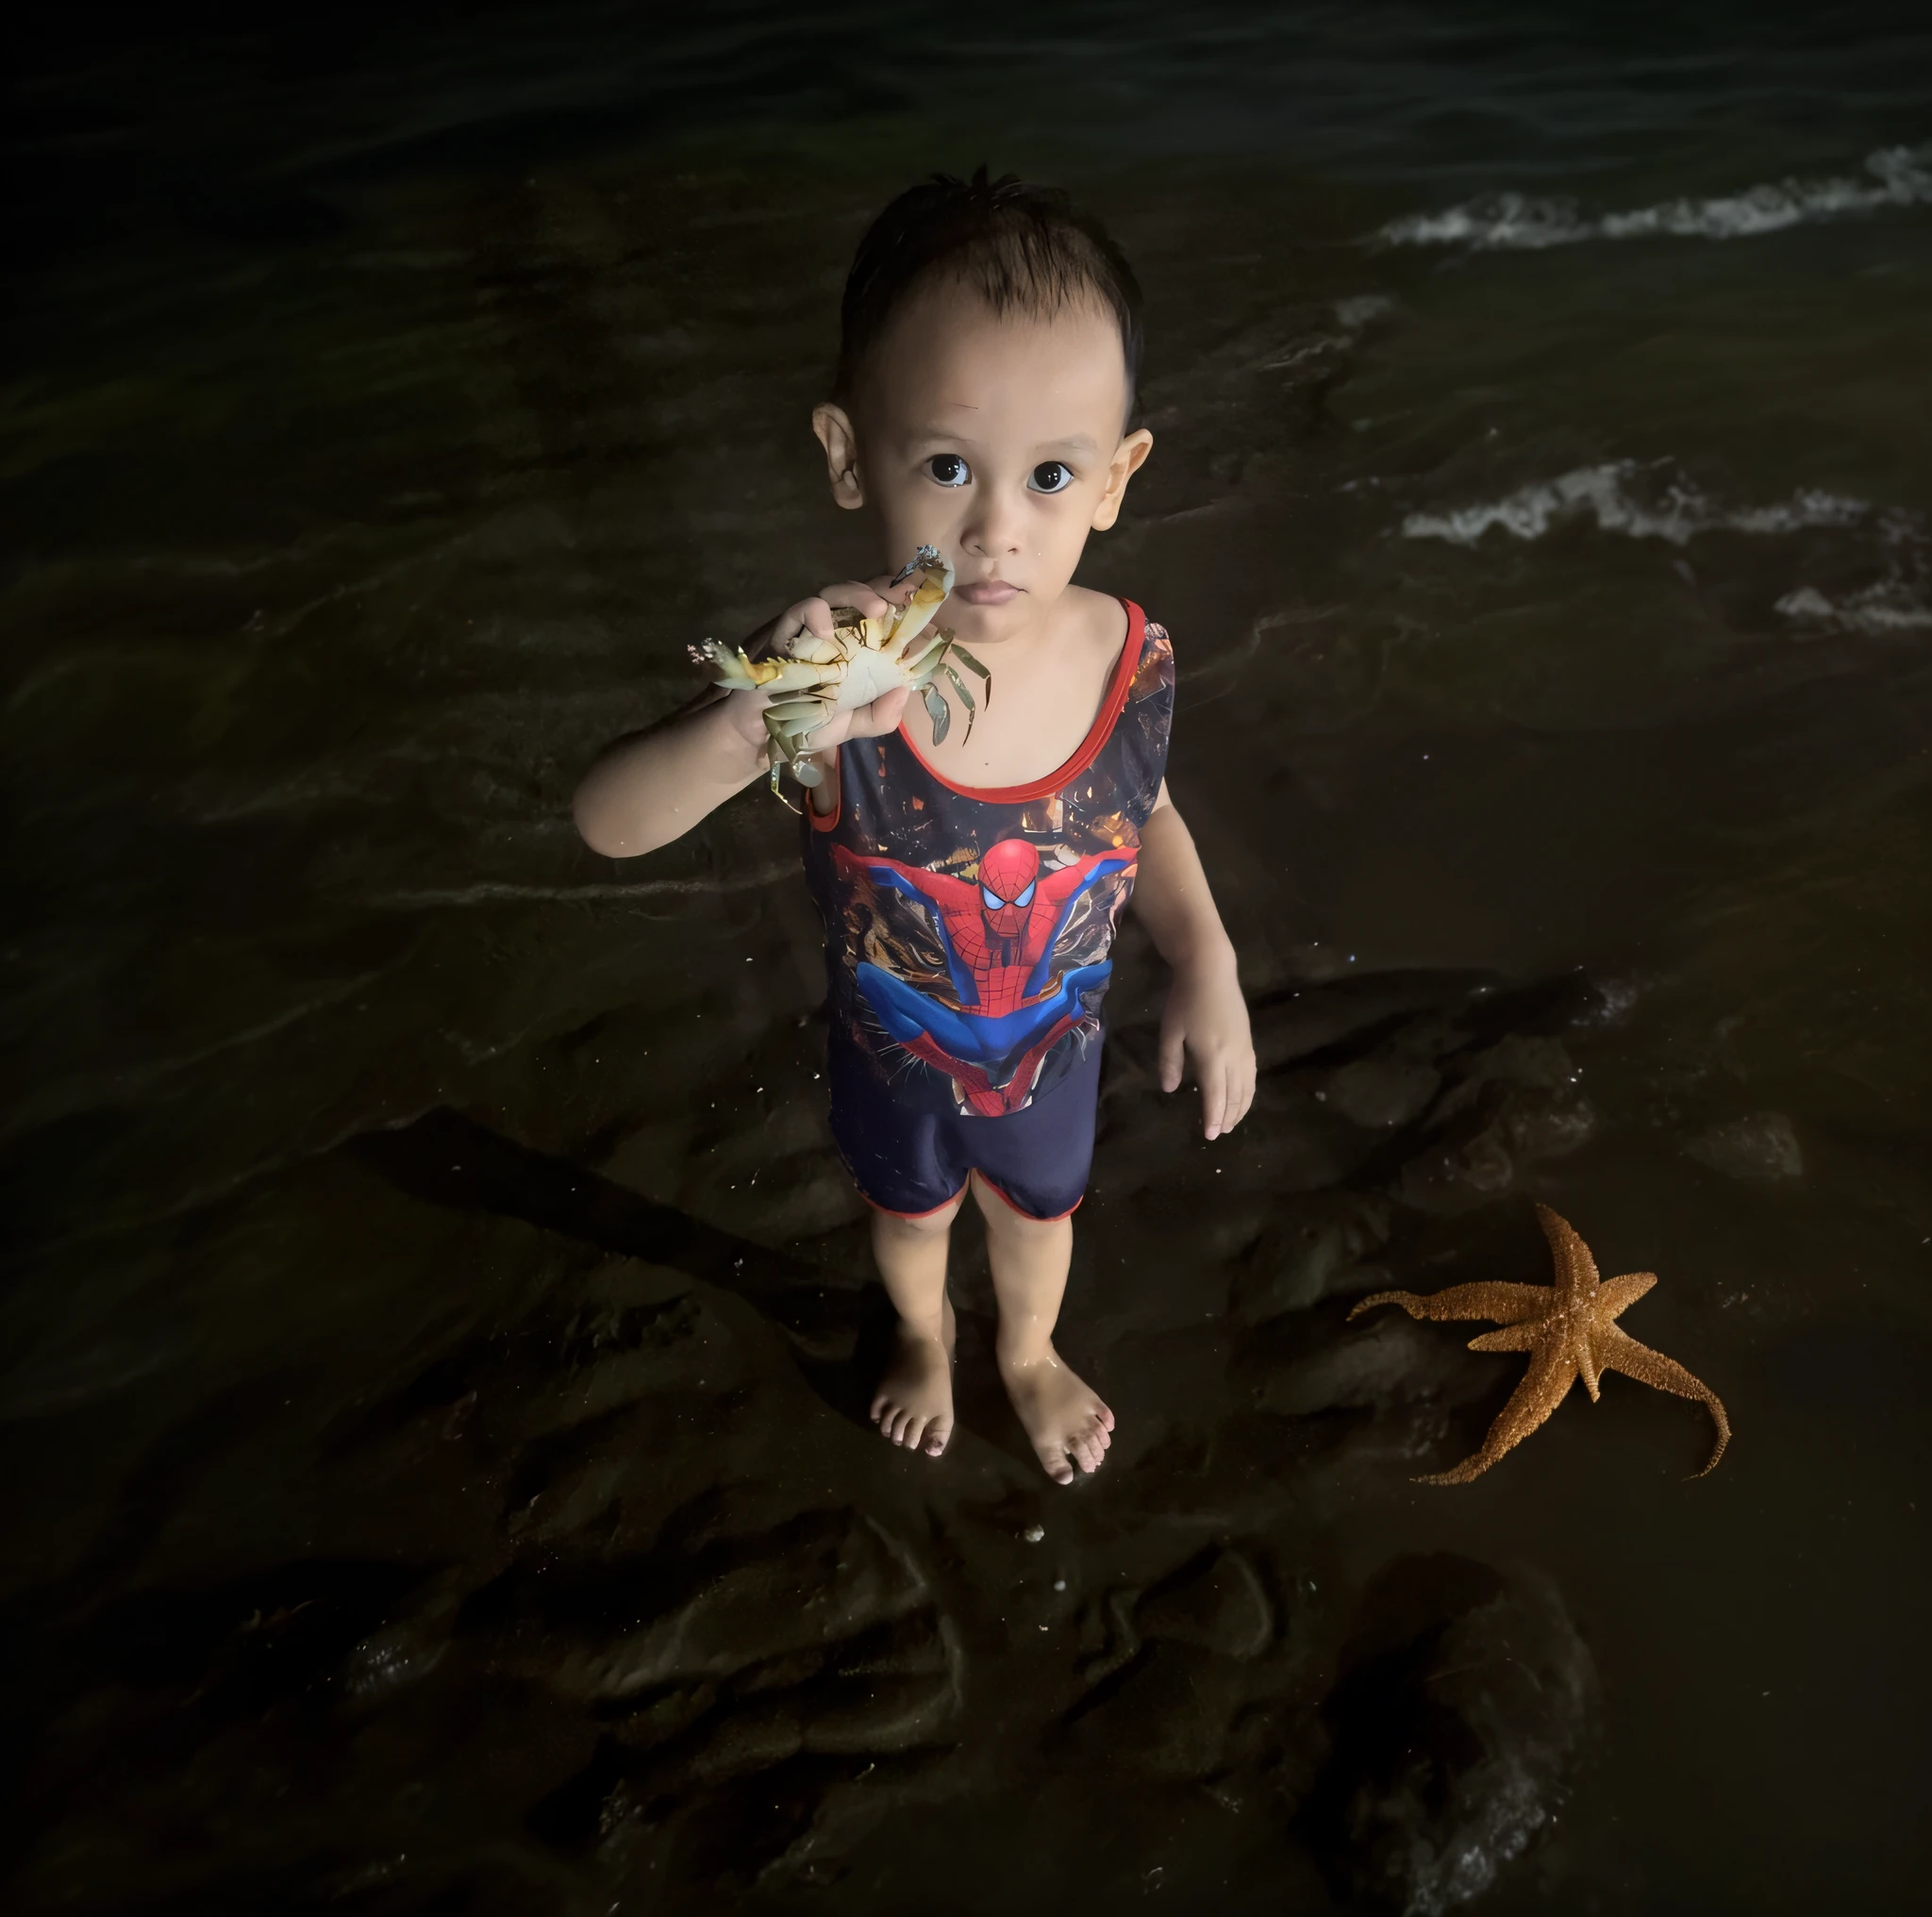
[813,284,1153,646]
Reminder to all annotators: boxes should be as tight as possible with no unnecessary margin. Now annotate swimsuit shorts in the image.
[828,1034,1103,1223]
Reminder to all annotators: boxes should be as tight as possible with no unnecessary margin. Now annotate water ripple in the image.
[1377,143,1932,250]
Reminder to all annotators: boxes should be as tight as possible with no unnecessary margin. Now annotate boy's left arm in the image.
[1131,782,1257,1140]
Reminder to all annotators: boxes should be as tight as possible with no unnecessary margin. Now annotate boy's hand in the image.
[1158,953,1257,1141]
[723,574,921,758]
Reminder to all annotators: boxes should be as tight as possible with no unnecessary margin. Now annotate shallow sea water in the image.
[5,5,1932,1910]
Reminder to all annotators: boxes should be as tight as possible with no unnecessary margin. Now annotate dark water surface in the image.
[7,6,1932,1910]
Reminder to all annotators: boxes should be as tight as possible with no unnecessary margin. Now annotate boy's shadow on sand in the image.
[347,1107,907,1430]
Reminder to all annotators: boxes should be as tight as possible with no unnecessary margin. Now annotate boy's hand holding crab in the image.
[714,572,923,774]
[574,571,926,858]
[705,550,991,792]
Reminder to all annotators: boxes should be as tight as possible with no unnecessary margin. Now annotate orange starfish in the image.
[1349,1204,1730,1483]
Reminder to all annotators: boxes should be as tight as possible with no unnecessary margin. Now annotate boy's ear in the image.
[1091,426,1154,532]
[811,404,865,509]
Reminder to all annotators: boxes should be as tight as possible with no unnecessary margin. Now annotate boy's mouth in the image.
[955,579,1021,607]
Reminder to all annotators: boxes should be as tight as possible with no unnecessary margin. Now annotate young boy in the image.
[575,171,1255,1486]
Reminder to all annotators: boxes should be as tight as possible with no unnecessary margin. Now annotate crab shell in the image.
[695,548,990,787]
[777,552,955,712]
[702,550,953,697]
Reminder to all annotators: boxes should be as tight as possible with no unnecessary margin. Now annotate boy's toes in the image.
[1038,1443,1075,1485]
[922,1418,953,1458]
[1077,1416,1116,1473]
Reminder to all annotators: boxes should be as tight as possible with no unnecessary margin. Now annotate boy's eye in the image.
[1028,459,1074,494]
[925,453,970,488]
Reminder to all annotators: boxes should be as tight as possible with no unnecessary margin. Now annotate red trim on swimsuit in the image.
[861,1182,970,1222]
[865,1172,1082,1225]
[973,1170,1085,1223]
[892,600,1143,805]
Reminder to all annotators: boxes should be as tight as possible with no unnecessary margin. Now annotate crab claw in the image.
[887,548,955,652]
[700,639,789,692]
[891,543,944,586]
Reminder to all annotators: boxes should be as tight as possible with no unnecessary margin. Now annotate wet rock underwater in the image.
[13,959,1646,1914]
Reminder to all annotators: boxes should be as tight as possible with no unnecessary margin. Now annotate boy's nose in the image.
[960,486,1026,558]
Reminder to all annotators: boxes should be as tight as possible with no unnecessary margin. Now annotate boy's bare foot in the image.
[870,1294,957,1459]
[998,1346,1114,1484]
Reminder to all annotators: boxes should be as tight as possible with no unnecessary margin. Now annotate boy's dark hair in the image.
[834,167,1143,416]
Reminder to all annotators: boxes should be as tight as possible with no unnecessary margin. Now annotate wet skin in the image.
[869,1175,1115,1482]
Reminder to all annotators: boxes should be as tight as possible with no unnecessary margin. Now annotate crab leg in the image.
[762,698,832,780]
[770,718,825,785]
[765,702,824,756]
[921,682,952,745]
[704,642,828,695]
[764,695,830,728]
[946,642,991,706]
[901,632,955,681]
[761,708,803,763]
[939,663,977,713]
[939,663,980,743]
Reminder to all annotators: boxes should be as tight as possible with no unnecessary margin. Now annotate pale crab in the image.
[695,546,991,791]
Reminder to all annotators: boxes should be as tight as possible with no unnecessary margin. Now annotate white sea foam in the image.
[1775,580,1932,632]
[1378,144,1932,250]
[1333,293,1395,329]
[1401,462,1867,548]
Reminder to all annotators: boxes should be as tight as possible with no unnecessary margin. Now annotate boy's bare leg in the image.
[868,1194,962,1459]
[974,1175,1114,1484]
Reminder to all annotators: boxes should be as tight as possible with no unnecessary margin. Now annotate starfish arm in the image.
[1417,1339,1579,1484]
[1536,1205,1602,1308]
[1466,1324,1541,1352]
[1596,1271,1657,1321]
[1349,1281,1553,1327]
[1578,1337,1602,1403]
[1597,1325,1731,1475]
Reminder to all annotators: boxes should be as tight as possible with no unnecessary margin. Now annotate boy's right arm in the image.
[572,686,776,859]
[573,575,914,859]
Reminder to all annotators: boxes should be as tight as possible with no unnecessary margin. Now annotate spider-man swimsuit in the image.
[803,602,1174,1219]
[831,838,1135,1119]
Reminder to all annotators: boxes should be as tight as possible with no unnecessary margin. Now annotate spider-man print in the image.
[833,839,1135,1115]
[804,603,1174,1127]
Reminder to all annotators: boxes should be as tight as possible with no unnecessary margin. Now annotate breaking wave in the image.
[1775,581,1932,633]
[1377,144,1932,250]
[1401,463,1867,547]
